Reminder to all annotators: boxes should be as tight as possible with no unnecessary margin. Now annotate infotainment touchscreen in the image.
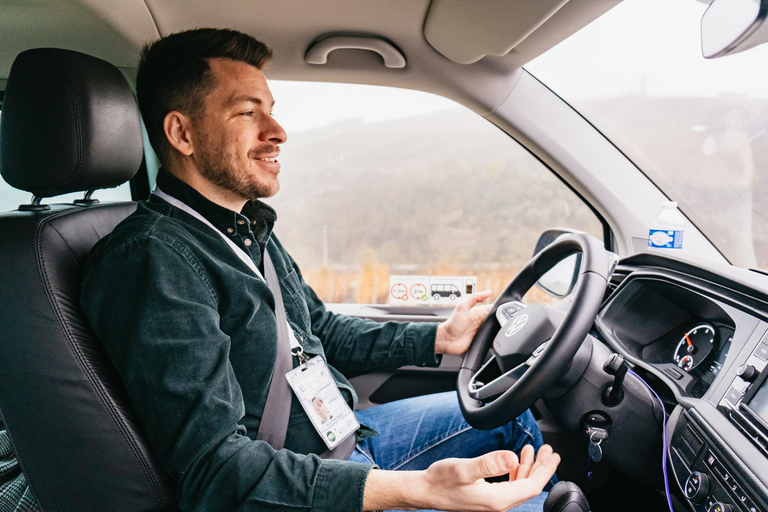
[748,379,768,424]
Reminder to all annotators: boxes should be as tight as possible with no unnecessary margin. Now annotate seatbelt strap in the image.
[152,187,356,458]
[257,250,295,450]
[260,260,353,457]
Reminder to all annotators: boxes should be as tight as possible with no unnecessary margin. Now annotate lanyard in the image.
[153,187,301,351]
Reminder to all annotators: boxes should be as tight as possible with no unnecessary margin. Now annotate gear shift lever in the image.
[542,481,590,512]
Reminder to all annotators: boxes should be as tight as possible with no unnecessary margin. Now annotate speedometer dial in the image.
[673,324,715,372]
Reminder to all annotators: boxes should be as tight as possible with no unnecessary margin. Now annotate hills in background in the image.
[265,94,768,302]
[266,108,601,270]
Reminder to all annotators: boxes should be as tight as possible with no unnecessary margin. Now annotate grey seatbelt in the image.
[153,187,356,458]
[261,246,356,458]
[256,251,295,450]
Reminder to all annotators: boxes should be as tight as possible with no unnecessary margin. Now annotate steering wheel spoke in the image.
[468,341,550,401]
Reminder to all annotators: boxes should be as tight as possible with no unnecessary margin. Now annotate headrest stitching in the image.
[55,53,86,195]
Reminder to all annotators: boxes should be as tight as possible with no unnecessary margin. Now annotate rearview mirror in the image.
[701,0,768,58]
[533,229,582,299]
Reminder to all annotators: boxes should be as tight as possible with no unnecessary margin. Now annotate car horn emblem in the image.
[506,314,529,336]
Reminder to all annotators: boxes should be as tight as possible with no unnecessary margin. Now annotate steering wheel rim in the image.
[457,232,610,430]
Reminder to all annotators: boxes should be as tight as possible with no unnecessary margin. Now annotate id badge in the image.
[286,356,359,450]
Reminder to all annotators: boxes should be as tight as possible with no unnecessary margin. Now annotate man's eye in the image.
[239,111,254,117]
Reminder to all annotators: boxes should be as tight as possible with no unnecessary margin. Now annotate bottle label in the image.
[648,229,683,249]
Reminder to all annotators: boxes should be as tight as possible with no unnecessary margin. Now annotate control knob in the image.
[684,471,710,504]
[737,364,759,383]
[707,502,733,512]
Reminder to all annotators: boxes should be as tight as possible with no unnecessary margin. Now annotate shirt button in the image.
[226,227,234,234]
[237,219,245,225]
[244,238,252,246]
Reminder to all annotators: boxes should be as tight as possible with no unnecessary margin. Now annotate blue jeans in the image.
[348,391,552,512]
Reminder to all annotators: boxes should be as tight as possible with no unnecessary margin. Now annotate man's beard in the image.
[197,133,280,202]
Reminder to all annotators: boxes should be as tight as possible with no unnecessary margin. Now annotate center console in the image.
[670,411,763,512]
[669,330,768,512]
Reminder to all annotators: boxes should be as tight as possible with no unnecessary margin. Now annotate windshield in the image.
[527,0,768,271]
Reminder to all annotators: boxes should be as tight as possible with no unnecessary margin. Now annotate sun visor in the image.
[424,0,571,65]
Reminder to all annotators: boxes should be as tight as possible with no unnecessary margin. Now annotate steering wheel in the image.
[458,233,611,430]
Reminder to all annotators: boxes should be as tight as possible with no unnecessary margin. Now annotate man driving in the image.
[81,28,559,512]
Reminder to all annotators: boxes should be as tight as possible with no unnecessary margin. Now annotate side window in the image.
[0,109,132,211]
[265,82,604,305]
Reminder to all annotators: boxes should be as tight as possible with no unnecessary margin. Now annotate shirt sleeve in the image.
[81,234,372,512]
[274,245,442,377]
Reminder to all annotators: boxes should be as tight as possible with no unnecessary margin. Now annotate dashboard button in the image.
[754,342,768,361]
[743,497,759,512]
[725,387,743,407]
[706,451,717,467]
[730,482,748,505]
[715,464,731,483]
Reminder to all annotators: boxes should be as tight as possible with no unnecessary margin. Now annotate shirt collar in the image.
[154,168,277,243]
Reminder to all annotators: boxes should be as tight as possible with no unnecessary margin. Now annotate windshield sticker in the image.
[389,275,476,305]
[648,229,684,249]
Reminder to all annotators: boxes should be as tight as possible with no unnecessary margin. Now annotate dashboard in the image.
[594,253,768,512]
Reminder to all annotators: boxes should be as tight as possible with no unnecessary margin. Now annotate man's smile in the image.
[250,146,281,169]
[255,154,279,163]
[253,154,280,171]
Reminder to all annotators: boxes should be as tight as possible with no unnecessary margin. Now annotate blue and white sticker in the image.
[648,229,683,249]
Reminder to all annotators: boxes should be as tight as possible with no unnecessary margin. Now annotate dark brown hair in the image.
[136,28,272,166]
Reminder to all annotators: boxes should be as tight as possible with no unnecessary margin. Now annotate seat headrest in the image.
[0,48,143,198]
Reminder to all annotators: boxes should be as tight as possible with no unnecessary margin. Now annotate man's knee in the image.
[505,409,543,452]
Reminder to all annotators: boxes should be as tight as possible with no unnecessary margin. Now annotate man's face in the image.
[191,58,287,201]
[314,400,330,421]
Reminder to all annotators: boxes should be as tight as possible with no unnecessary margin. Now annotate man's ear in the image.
[163,111,195,157]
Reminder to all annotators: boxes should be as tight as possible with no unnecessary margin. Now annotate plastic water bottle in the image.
[648,201,685,249]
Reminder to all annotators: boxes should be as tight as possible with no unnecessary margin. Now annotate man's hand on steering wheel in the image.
[435,290,493,355]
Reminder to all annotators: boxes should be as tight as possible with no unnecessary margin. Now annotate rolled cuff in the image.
[312,459,374,512]
[405,322,442,367]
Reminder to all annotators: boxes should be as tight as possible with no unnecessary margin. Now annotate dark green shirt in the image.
[81,169,440,512]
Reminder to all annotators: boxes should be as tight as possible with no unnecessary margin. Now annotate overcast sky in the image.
[268,0,768,133]
[529,0,768,98]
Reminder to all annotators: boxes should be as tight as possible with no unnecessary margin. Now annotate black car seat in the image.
[0,49,176,511]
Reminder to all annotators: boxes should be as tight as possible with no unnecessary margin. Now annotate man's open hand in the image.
[435,290,493,355]
[363,444,560,511]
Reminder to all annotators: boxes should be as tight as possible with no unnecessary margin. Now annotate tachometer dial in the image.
[673,324,715,372]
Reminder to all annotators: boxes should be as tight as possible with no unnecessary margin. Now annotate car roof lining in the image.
[0,0,620,116]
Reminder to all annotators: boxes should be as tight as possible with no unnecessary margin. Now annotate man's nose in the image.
[261,115,287,144]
